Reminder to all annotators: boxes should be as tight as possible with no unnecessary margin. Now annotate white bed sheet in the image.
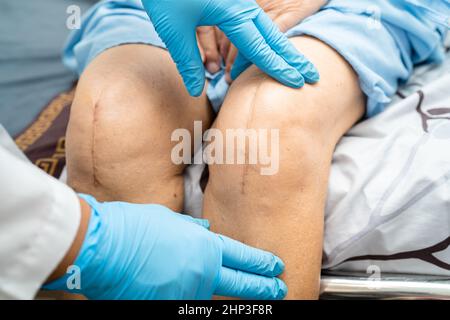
[323,53,450,276]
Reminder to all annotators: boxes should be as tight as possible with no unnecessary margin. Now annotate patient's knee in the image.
[207,83,328,202]
[66,73,185,206]
[66,45,213,208]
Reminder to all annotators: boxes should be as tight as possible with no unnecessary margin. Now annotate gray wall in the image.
[0,0,96,136]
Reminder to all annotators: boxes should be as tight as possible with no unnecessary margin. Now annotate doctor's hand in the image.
[141,0,319,96]
[44,194,287,300]
[197,0,327,82]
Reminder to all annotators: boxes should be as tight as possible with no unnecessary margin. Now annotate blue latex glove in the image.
[44,194,287,300]
[141,0,319,97]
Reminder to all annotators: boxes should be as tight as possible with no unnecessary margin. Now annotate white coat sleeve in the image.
[0,128,80,299]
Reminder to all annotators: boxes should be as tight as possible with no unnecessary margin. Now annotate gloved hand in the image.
[141,0,319,97]
[44,194,287,300]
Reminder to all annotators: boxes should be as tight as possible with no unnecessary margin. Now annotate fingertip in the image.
[274,278,288,300]
[187,81,205,97]
[263,254,285,277]
[305,74,320,84]
[295,76,305,88]
[179,63,206,97]
[282,68,305,88]
[304,73,320,84]
[206,61,221,74]
[300,62,320,84]
[225,72,232,84]
[272,255,285,276]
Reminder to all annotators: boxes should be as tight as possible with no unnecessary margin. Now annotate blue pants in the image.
[63,0,446,117]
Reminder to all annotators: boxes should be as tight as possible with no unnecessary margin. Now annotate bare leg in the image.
[66,44,213,211]
[203,36,365,299]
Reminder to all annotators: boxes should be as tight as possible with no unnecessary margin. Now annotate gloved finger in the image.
[197,26,221,73]
[159,28,206,97]
[230,52,252,81]
[218,235,285,277]
[254,12,319,84]
[225,44,238,83]
[215,267,287,300]
[179,214,210,229]
[220,20,304,88]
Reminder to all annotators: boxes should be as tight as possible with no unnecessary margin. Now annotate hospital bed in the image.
[320,272,450,300]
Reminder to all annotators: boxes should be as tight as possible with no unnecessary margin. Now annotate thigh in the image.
[203,36,365,298]
[213,35,365,148]
[67,44,213,210]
